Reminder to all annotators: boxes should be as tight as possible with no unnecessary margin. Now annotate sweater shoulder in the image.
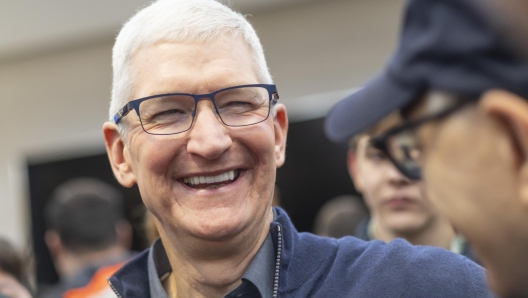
[273,207,491,297]
[360,239,490,297]
[108,248,151,297]
[284,236,491,297]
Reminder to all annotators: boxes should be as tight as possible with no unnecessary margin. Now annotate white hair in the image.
[109,0,274,128]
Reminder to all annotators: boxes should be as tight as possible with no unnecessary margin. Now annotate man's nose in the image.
[386,163,412,186]
[186,100,232,160]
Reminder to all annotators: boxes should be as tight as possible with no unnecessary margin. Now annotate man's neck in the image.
[58,245,129,280]
[371,216,456,250]
[160,209,273,298]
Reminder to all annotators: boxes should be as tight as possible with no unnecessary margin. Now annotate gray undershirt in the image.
[147,228,275,298]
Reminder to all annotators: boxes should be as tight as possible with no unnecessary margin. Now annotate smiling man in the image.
[103,0,492,297]
[326,0,528,297]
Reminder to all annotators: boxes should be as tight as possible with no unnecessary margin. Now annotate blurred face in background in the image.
[348,135,438,237]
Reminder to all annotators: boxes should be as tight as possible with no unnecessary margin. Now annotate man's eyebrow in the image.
[143,83,257,97]
[365,143,378,150]
[362,137,376,150]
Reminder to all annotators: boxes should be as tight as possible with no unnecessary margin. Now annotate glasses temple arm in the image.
[114,103,132,124]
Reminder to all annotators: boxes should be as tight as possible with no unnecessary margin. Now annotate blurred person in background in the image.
[325,0,528,296]
[39,178,133,298]
[313,195,368,238]
[102,0,491,297]
[348,113,477,262]
[0,238,32,298]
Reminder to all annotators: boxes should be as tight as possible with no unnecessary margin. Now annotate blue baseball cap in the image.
[325,0,528,143]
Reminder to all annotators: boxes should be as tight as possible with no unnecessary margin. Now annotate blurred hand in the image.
[0,271,31,298]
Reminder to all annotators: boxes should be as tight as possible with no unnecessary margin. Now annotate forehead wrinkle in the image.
[132,38,258,98]
[130,41,210,94]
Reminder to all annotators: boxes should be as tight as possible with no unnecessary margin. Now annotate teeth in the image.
[183,170,238,186]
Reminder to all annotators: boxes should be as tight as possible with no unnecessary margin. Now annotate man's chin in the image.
[188,217,249,242]
[385,215,429,233]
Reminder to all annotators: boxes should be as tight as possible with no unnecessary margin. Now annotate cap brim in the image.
[324,73,417,143]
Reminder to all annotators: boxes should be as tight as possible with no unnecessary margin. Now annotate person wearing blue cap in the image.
[326,0,528,297]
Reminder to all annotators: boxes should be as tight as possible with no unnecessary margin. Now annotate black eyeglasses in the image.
[114,84,279,135]
[369,93,478,180]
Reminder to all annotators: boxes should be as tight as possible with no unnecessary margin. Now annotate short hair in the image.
[110,0,273,130]
[348,112,402,152]
[0,238,30,290]
[44,178,125,253]
[313,195,368,238]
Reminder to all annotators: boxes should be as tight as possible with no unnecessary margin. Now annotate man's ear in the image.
[103,122,136,187]
[44,231,63,259]
[347,149,364,192]
[480,89,528,207]
[273,104,288,168]
[115,220,133,249]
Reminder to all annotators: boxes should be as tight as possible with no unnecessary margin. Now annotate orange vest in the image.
[63,262,125,298]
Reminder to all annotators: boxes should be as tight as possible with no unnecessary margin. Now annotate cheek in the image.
[359,165,384,204]
[422,168,452,216]
[416,184,435,209]
[135,139,178,176]
[421,132,470,211]
[244,123,277,167]
[420,112,515,230]
[239,124,278,205]
[129,137,183,205]
[418,120,476,224]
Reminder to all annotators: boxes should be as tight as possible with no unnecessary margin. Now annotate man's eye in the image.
[149,109,188,122]
[219,100,257,112]
[366,150,387,161]
[156,109,184,117]
[227,101,253,107]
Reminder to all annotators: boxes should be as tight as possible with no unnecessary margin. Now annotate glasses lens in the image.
[386,130,422,179]
[139,94,195,135]
[214,86,271,126]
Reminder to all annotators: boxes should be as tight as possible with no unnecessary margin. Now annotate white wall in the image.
[0,0,405,247]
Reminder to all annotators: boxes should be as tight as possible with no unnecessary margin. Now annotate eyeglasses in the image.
[114,84,279,135]
[369,93,478,180]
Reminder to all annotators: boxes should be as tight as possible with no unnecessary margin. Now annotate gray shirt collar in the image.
[147,226,275,298]
[237,232,274,298]
[147,238,170,298]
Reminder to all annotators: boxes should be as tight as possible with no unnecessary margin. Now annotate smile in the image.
[182,169,240,189]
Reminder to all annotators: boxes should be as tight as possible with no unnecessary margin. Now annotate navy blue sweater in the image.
[109,207,492,297]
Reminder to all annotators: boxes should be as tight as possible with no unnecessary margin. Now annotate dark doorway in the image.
[276,117,359,233]
[27,153,146,286]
